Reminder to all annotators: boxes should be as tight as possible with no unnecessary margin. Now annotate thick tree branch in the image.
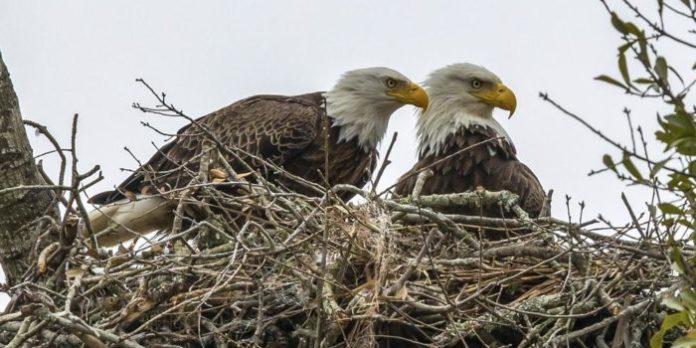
[0,50,59,285]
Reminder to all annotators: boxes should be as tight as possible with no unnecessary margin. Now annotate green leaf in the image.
[624,22,642,36]
[618,51,632,88]
[656,112,696,154]
[651,311,690,348]
[659,203,684,215]
[618,42,632,53]
[666,173,695,192]
[675,138,696,156]
[595,75,628,90]
[609,13,642,36]
[610,12,628,35]
[689,161,696,176]
[638,36,650,67]
[622,153,644,181]
[603,154,616,171]
[634,77,654,84]
[663,113,696,137]
[655,56,668,81]
[675,113,690,128]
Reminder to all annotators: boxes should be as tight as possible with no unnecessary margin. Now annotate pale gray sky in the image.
[0,1,681,233]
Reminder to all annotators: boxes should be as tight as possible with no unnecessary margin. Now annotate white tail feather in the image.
[87,195,174,247]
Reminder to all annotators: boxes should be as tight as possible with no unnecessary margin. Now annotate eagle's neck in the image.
[324,92,398,150]
[417,98,513,157]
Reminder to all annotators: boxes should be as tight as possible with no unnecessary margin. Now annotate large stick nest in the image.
[2,157,674,347]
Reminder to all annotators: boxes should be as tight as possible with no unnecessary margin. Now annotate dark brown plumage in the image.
[395,125,548,218]
[89,92,376,205]
[87,67,427,247]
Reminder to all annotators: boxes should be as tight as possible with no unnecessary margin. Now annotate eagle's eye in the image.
[385,78,398,89]
[471,79,482,89]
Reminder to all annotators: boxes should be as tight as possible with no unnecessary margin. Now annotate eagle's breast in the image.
[395,124,546,218]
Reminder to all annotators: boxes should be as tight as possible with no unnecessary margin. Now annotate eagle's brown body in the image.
[90,92,377,205]
[395,125,548,218]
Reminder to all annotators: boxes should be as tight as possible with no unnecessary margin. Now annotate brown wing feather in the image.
[280,125,377,200]
[90,93,324,205]
[395,126,548,218]
[483,157,548,217]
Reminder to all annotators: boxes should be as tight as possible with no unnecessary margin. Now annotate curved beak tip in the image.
[507,102,517,119]
[507,101,517,119]
[497,84,516,119]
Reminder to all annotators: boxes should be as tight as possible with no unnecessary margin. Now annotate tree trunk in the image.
[0,50,58,285]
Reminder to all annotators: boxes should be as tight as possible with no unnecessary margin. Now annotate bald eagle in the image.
[89,67,427,247]
[395,63,548,218]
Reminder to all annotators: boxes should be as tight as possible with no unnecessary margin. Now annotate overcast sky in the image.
[0,2,685,294]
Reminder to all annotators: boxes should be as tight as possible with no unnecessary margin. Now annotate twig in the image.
[371,132,398,194]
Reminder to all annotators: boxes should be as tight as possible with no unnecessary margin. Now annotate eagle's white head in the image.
[417,63,517,156]
[325,67,428,150]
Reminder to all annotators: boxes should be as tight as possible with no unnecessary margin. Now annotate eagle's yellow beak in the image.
[387,82,429,109]
[471,83,517,118]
